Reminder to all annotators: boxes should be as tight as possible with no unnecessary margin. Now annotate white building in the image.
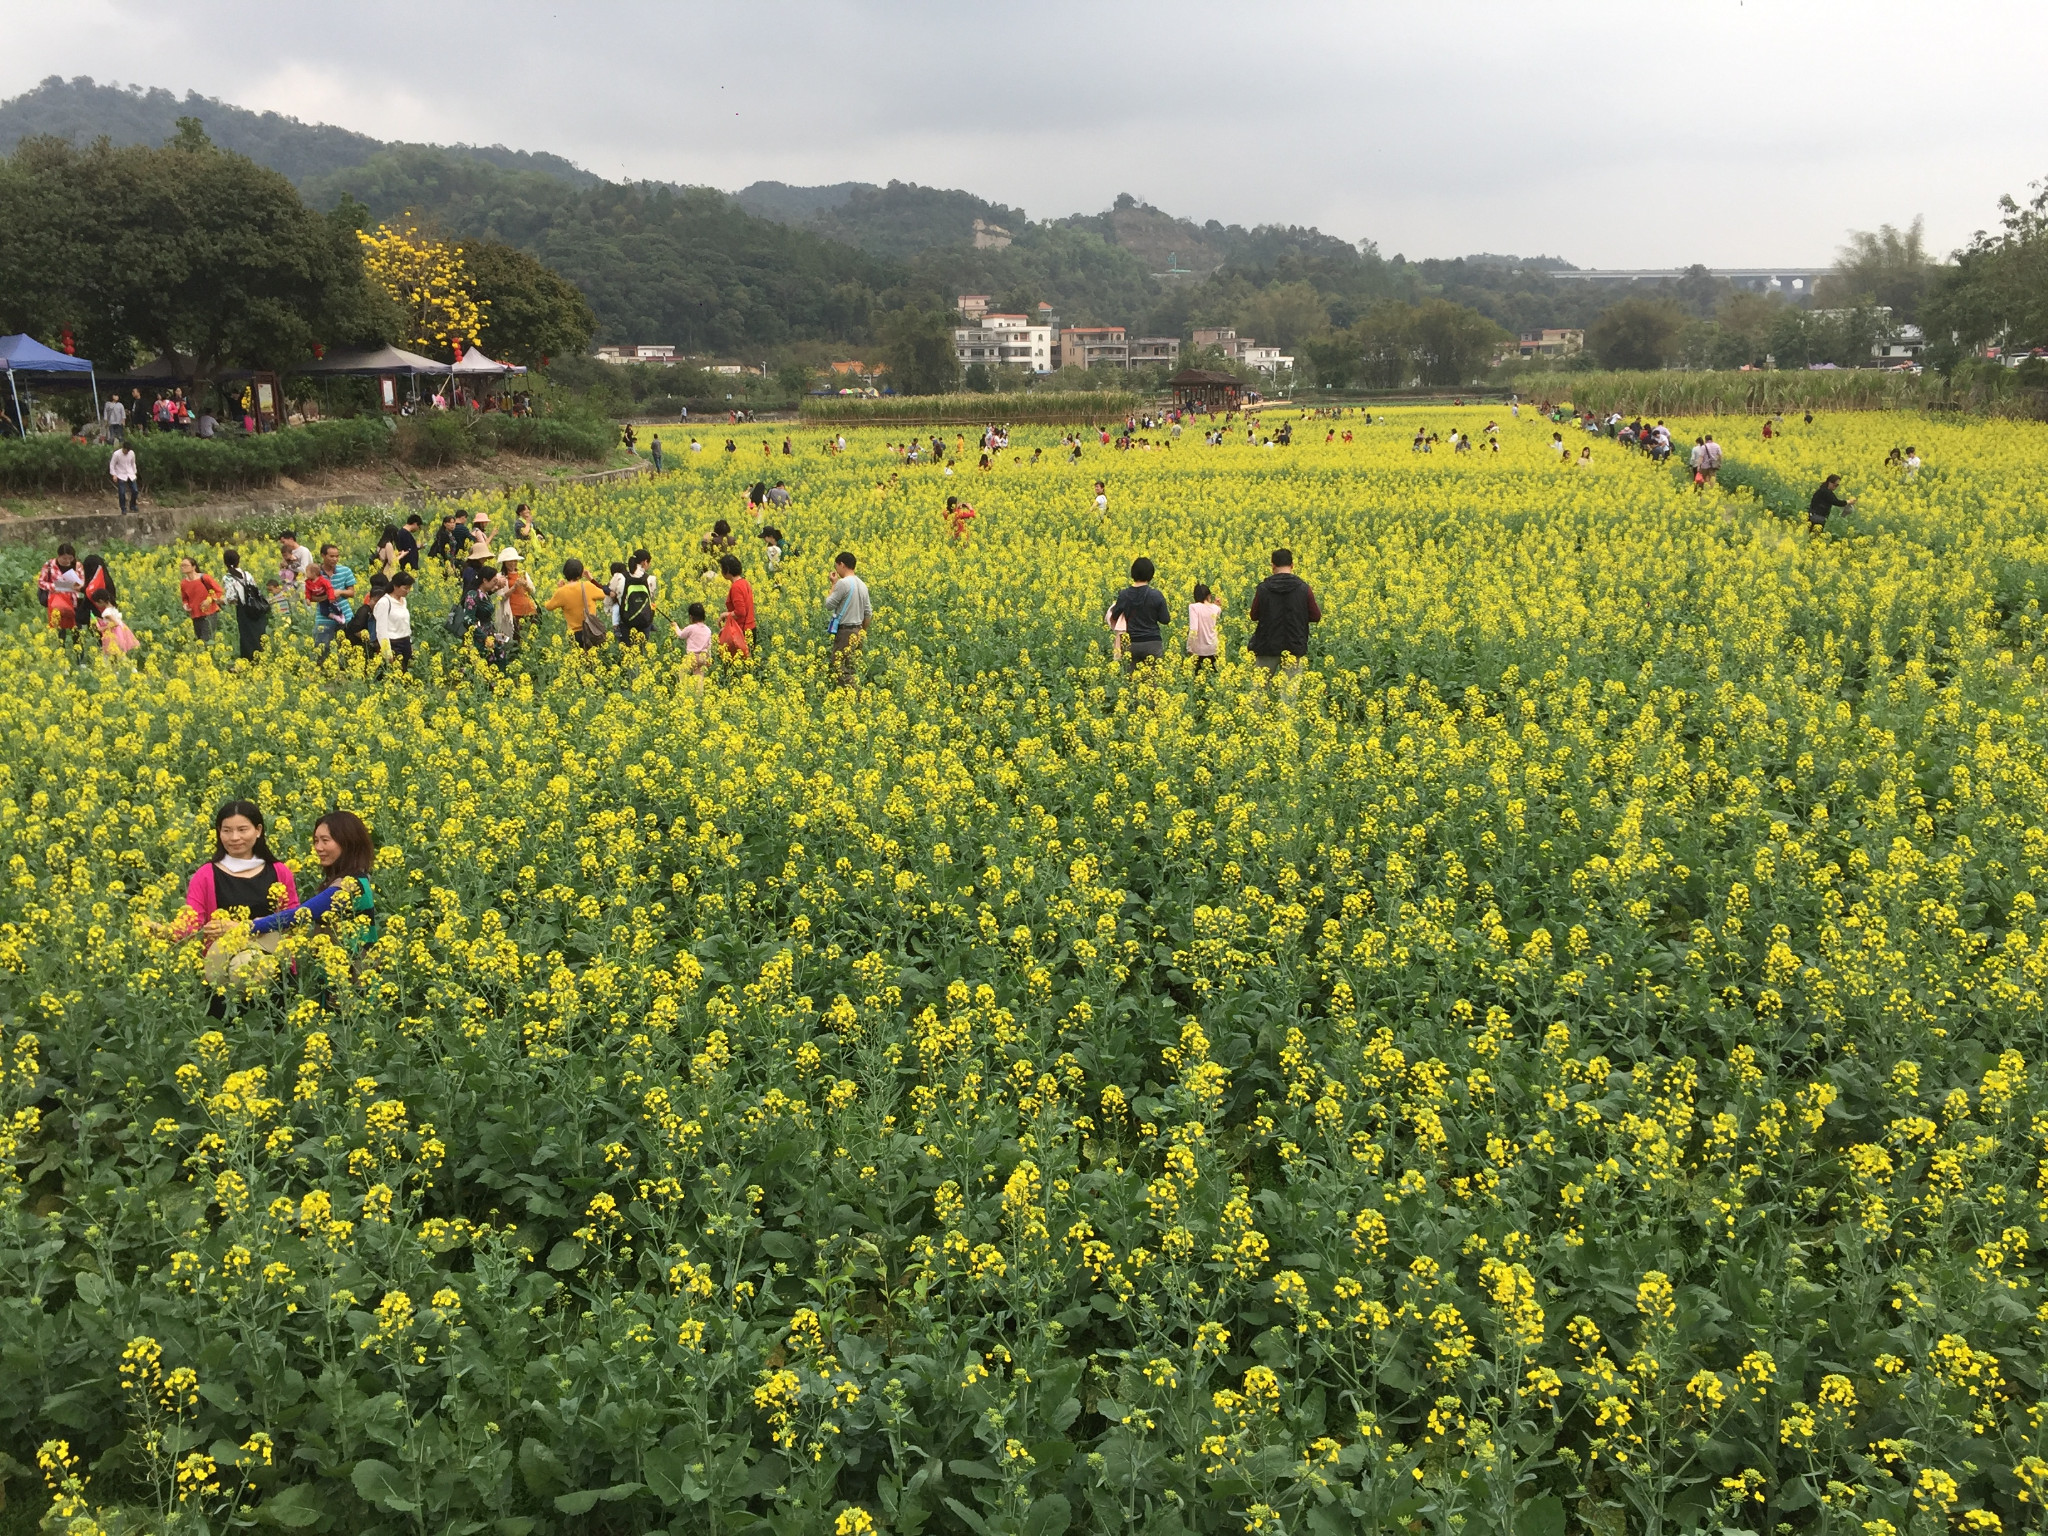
[594,344,679,365]
[1874,324,1924,364]
[1241,344,1295,374]
[954,314,1054,372]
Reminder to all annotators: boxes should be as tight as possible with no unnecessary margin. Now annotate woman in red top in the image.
[178,555,225,644]
[719,554,755,655]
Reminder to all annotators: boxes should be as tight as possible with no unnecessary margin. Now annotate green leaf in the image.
[71,1270,107,1306]
[1251,1328,1292,1368]
[644,1448,700,1507]
[1516,1495,1566,1536]
[1049,1397,1081,1432]
[518,1437,565,1497]
[942,1497,993,1536]
[950,1458,999,1480]
[257,1483,327,1527]
[758,1230,805,1259]
[546,1238,585,1271]
[352,1458,418,1513]
[554,1483,641,1514]
[1023,1493,1071,1536]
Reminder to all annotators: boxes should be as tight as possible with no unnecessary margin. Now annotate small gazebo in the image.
[1168,367,1243,412]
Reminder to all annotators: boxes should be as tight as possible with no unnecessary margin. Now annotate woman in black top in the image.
[154,799,301,945]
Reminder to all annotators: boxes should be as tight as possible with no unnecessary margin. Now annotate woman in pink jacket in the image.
[157,800,299,947]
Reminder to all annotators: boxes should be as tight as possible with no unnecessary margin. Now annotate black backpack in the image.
[620,567,652,623]
[230,569,271,617]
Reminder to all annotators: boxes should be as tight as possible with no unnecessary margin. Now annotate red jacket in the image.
[725,575,756,633]
[180,574,224,619]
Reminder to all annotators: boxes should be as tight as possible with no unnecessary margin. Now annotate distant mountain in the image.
[304,147,898,352]
[1,76,1660,351]
[732,181,865,224]
[735,179,1029,263]
[0,75,597,188]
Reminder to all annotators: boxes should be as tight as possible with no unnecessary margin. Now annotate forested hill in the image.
[0,75,596,188]
[1,76,1641,351]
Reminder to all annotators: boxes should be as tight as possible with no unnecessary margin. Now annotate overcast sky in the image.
[5,0,2042,268]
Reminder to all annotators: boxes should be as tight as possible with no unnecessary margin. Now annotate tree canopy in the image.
[1587,297,1690,371]
[879,306,961,395]
[466,240,596,367]
[1924,178,2048,361]
[0,124,386,373]
[1815,217,1937,323]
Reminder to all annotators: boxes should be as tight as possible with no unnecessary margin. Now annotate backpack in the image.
[578,583,609,644]
[447,587,488,638]
[620,568,652,624]
[231,571,272,618]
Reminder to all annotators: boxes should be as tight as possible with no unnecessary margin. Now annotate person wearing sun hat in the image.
[466,509,495,562]
[496,546,537,644]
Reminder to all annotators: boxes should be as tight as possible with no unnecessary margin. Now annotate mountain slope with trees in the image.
[0,75,596,189]
[9,76,2023,394]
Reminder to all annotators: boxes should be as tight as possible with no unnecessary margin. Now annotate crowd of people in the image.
[35,494,876,686]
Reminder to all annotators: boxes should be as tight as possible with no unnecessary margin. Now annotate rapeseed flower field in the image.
[6,405,2048,1536]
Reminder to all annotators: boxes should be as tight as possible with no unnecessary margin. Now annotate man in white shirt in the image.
[109,445,138,513]
[102,397,127,443]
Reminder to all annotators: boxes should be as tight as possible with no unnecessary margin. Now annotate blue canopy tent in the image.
[0,334,99,439]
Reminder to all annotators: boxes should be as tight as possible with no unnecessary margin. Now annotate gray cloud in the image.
[4,0,2041,266]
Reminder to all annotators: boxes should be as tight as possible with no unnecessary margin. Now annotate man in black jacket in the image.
[1248,548,1321,678]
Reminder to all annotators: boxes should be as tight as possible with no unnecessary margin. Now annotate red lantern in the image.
[59,327,75,356]
[313,342,326,360]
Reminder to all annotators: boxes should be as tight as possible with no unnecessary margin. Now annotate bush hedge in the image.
[799,390,1142,424]
[0,410,611,494]
[1514,367,2048,419]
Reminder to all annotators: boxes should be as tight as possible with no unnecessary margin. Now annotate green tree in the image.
[774,359,818,399]
[1671,262,1731,319]
[1410,298,1506,386]
[466,239,594,366]
[1300,335,1358,389]
[1586,297,1689,370]
[1815,216,1938,322]
[1351,301,1418,389]
[879,305,961,395]
[0,125,384,374]
[1715,291,1783,366]
[1923,178,2048,366]
[962,362,994,393]
[1236,280,1330,349]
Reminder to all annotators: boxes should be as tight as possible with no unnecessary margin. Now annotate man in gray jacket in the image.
[826,551,871,686]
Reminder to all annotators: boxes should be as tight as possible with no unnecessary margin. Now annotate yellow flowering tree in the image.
[356,217,487,359]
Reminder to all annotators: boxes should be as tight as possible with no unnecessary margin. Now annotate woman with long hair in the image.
[248,810,379,951]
